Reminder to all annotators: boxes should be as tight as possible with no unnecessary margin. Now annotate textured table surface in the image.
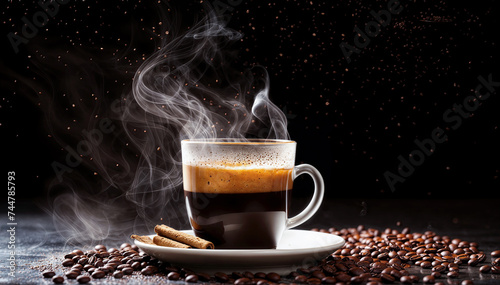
[1,198,499,284]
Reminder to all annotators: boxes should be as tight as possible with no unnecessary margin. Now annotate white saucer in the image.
[134,229,345,275]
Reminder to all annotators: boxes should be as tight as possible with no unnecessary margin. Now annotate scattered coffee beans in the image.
[43,227,499,284]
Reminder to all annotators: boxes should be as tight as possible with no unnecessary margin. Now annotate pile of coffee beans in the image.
[310,226,500,284]
[41,226,499,284]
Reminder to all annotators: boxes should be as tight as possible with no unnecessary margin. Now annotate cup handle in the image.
[286,164,325,229]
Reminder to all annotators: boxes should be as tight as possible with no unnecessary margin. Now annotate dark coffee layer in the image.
[184,190,291,249]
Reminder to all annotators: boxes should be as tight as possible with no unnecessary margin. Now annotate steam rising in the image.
[45,6,289,244]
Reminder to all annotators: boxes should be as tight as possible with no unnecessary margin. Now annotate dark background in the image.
[1,0,499,207]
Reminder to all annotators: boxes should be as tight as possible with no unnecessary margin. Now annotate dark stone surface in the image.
[1,198,499,284]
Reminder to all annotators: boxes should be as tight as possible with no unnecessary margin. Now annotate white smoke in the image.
[42,4,289,245]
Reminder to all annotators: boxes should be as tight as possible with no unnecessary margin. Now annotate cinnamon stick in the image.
[152,235,191,249]
[154,224,214,249]
[130,234,154,245]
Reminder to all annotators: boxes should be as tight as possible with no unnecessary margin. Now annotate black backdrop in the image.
[1,0,499,206]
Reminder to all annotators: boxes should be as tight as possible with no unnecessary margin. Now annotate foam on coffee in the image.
[181,140,296,194]
[183,164,293,193]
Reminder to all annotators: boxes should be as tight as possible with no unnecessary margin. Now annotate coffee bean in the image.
[307,277,322,284]
[91,270,106,279]
[431,272,441,278]
[310,270,325,279]
[480,264,491,273]
[65,270,80,279]
[432,264,446,272]
[254,272,267,279]
[97,266,108,273]
[122,267,133,275]
[215,272,229,283]
[320,276,336,284]
[76,275,91,284]
[390,269,403,279]
[349,266,364,276]
[335,273,350,282]
[493,258,500,266]
[468,257,479,266]
[42,270,56,278]
[335,263,348,272]
[423,275,435,283]
[193,272,209,281]
[456,254,470,262]
[440,251,452,257]
[367,282,382,285]
[390,263,404,271]
[492,265,500,274]
[94,244,106,252]
[295,274,307,283]
[492,250,500,258]
[113,271,124,278]
[266,272,280,282]
[185,274,199,283]
[380,273,395,283]
[409,275,419,283]
[446,271,459,278]
[399,276,412,284]
[131,261,141,270]
[131,256,143,262]
[420,261,432,268]
[381,268,392,275]
[388,258,401,265]
[234,277,251,285]
[167,271,180,280]
[77,258,89,265]
[82,264,93,271]
[116,264,130,270]
[140,267,153,275]
[475,253,485,262]
[62,258,74,267]
[107,247,118,253]
[146,265,158,273]
[461,280,474,285]
[72,249,84,255]
[52,275,64,284]
[109,256,121,263]
[64,253,76,259]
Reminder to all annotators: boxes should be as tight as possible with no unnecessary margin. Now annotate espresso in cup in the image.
[182,139,324,249]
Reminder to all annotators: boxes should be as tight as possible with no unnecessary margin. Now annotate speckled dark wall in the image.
[2,0,499,207]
